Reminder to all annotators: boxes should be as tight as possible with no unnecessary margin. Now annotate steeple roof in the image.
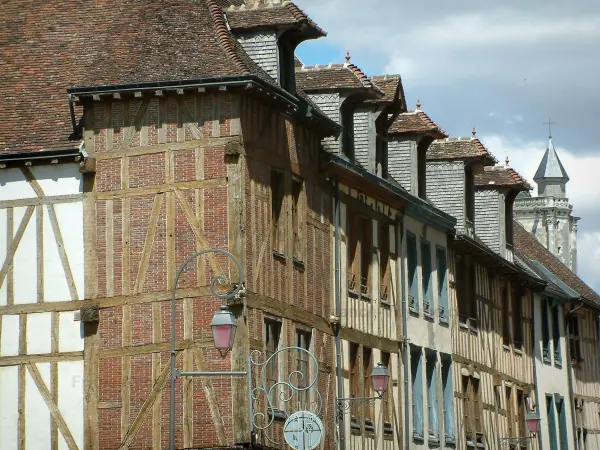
[533,136,569,182]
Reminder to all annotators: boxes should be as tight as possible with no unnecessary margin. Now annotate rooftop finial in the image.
[505,156,510,167]
[416,98,421,111]
[345,50,351,64]
[472,127,476,138]
[543,118,556,139]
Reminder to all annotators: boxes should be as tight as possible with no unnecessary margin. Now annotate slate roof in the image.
[389,110,447,138]
[475,166,532,191]
[533,137,569,182]
[428,137,497,163]
[224,1,325,37]
[0,0,278,153]
[514,221,600,308]
[296,61,383,96]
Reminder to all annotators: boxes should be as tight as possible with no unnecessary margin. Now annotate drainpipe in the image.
[333,178,345,450]
[566,300,584,450]
[530,291,544,450]
[397,213,410,450]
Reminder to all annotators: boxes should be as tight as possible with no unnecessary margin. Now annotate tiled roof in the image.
[0,0,275,153]
[475,166,532,191]
[295,60,383,96]
[534,137,569,181]
[427,137,497,163]
[225,1,325,37]
[514,221,600,308]
[368,75,404,105]
[389,110,447,138]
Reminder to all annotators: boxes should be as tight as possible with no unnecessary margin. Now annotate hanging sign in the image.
[283,411,323,450]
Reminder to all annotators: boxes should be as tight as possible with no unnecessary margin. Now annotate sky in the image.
[294,0,600,293]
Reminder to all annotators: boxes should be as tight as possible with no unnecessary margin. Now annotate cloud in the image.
[481,133,600,292]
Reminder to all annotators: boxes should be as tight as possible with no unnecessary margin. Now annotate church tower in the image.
[514,131,579,272]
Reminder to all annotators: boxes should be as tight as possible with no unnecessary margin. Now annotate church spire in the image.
[533,123,569,197]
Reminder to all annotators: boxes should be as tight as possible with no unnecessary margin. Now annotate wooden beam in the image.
[95,178,226,200]
[133,194,163,293]
[0,206,34,289]
[27,363,80,450]
[191,346,227,445]
[7,207,13,305]
[177,97,204,140]
[0,194,83,210]
[118,99,150,150]
[0,352,83,367]
[119,352,182,449]
[47,203,79,301]
[37,205,44,303]
[98,339,209,359]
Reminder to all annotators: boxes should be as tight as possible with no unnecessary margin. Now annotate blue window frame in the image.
[407,233,419,312]
[441,356,455,444]
[552,305,562,365]
[411,346,424,439]
[421,241,433,316]
[557,396,568,450]
[426,351,439,441]
[436,247,448,323]
[547,395,558,450]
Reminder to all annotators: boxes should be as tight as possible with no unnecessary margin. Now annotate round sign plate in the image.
[283,411,324,450]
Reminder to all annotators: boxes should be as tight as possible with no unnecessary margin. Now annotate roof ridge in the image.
[208,0,251,75]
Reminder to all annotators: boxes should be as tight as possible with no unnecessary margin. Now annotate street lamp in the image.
[525,410,541,436]
[336,362,390,411]
[210,305,238,352]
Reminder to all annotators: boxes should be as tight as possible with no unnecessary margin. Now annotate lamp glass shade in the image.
[525,410,541,434]
[371,362,390,394]
[210,306,238,351]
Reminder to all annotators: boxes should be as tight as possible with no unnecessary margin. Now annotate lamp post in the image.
[168,249,323,450]
[169,249,245,450]
[498,409,541,449]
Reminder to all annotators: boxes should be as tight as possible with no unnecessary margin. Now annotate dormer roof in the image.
[295,55,383,97]
[427,136,497,165]
[475,166,532,191]
[225,0,326,38]
[389,103,447,138]
[533,137,569,182]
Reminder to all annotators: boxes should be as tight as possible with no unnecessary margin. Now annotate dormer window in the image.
[417,138,433,199]
[340,101,355,159]
[375,113,388,178]
[465,166,475,224]
[278,38,296,93]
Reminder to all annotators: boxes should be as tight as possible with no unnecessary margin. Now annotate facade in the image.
[2,1,600,450]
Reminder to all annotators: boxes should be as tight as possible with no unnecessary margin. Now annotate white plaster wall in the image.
[26,312,52,354]
[404,216,451,354]
[13,206,38,304]
[533,294,575,449]
[58,361,84,450]
[25,362,52,449]
[0,314,19,356]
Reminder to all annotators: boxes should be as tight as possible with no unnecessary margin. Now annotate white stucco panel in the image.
[0,365,19,450]
[43,206,72,303]
[0,208,7,306]
[0,168,37,201]
[58,361,84,450]
[13,206,37,304]
[0,314,19,356]
[25,362,52,449]
[30,165,83,197]
[54,202,84,300]
[27,312,52,354]
[58,311,84,352]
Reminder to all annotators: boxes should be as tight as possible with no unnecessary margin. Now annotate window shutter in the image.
[411,348,424,438]
[426,354,439,439]
[407,234,419,311]
[437,248,448,321]
[421,242,433,314]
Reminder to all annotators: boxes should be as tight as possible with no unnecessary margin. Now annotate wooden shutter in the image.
[437,247,448,321]
[411,348,424,438]
[426,353,439,439]
[441,358,455,443]
[407,234,418,310]
[421,241,433,314]
[271,170,285,254]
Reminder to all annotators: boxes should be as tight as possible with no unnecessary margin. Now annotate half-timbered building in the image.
[426,138,542,449]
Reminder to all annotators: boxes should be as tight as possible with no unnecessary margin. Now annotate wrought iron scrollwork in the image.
[336,396,378,413]
[498,436,535,449]
[249,346,322,445]
[173,248,245,301]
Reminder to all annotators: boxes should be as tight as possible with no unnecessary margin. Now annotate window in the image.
[516,389,526,438]
[363,347,374,428]
[277,38,296,92]
[340,101,355,159]
[422,241,433,316]
[411,346,424,440]
[407,233,418,312]
[426,352,439,441]
[295,328,312,410]
[457,255,476,329]
[552,305,561,364]
[465,166,475,223]
[381,352,392,427]
[437,247,449,322]
[541,297,551,363]
[271,170,285,255]
[512,286,523,349]
[347,213,372,297]
[291,177,304,262]
[375,115,388,178]
[547,395,559,450]
[463,376,482,446]
[379,222,391,302]
[264,319,282,396]
[441,357,455,444]
[557,396,569,450]
[417,139,430,199]
[569,315,582,363]
[502,284,511,347]
[350,343,360,420]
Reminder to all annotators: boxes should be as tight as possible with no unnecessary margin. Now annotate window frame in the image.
[295,327,312,411]
[411,346,424,440]
[407,232,419,313]
[436,246,449,323]
[291,176,305,263]
[271,169,285,256]
[541,297,551,363]
[421,240,434,317]
[426,351,439,442]
[441,356,455,444]
[552,304,562,365]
